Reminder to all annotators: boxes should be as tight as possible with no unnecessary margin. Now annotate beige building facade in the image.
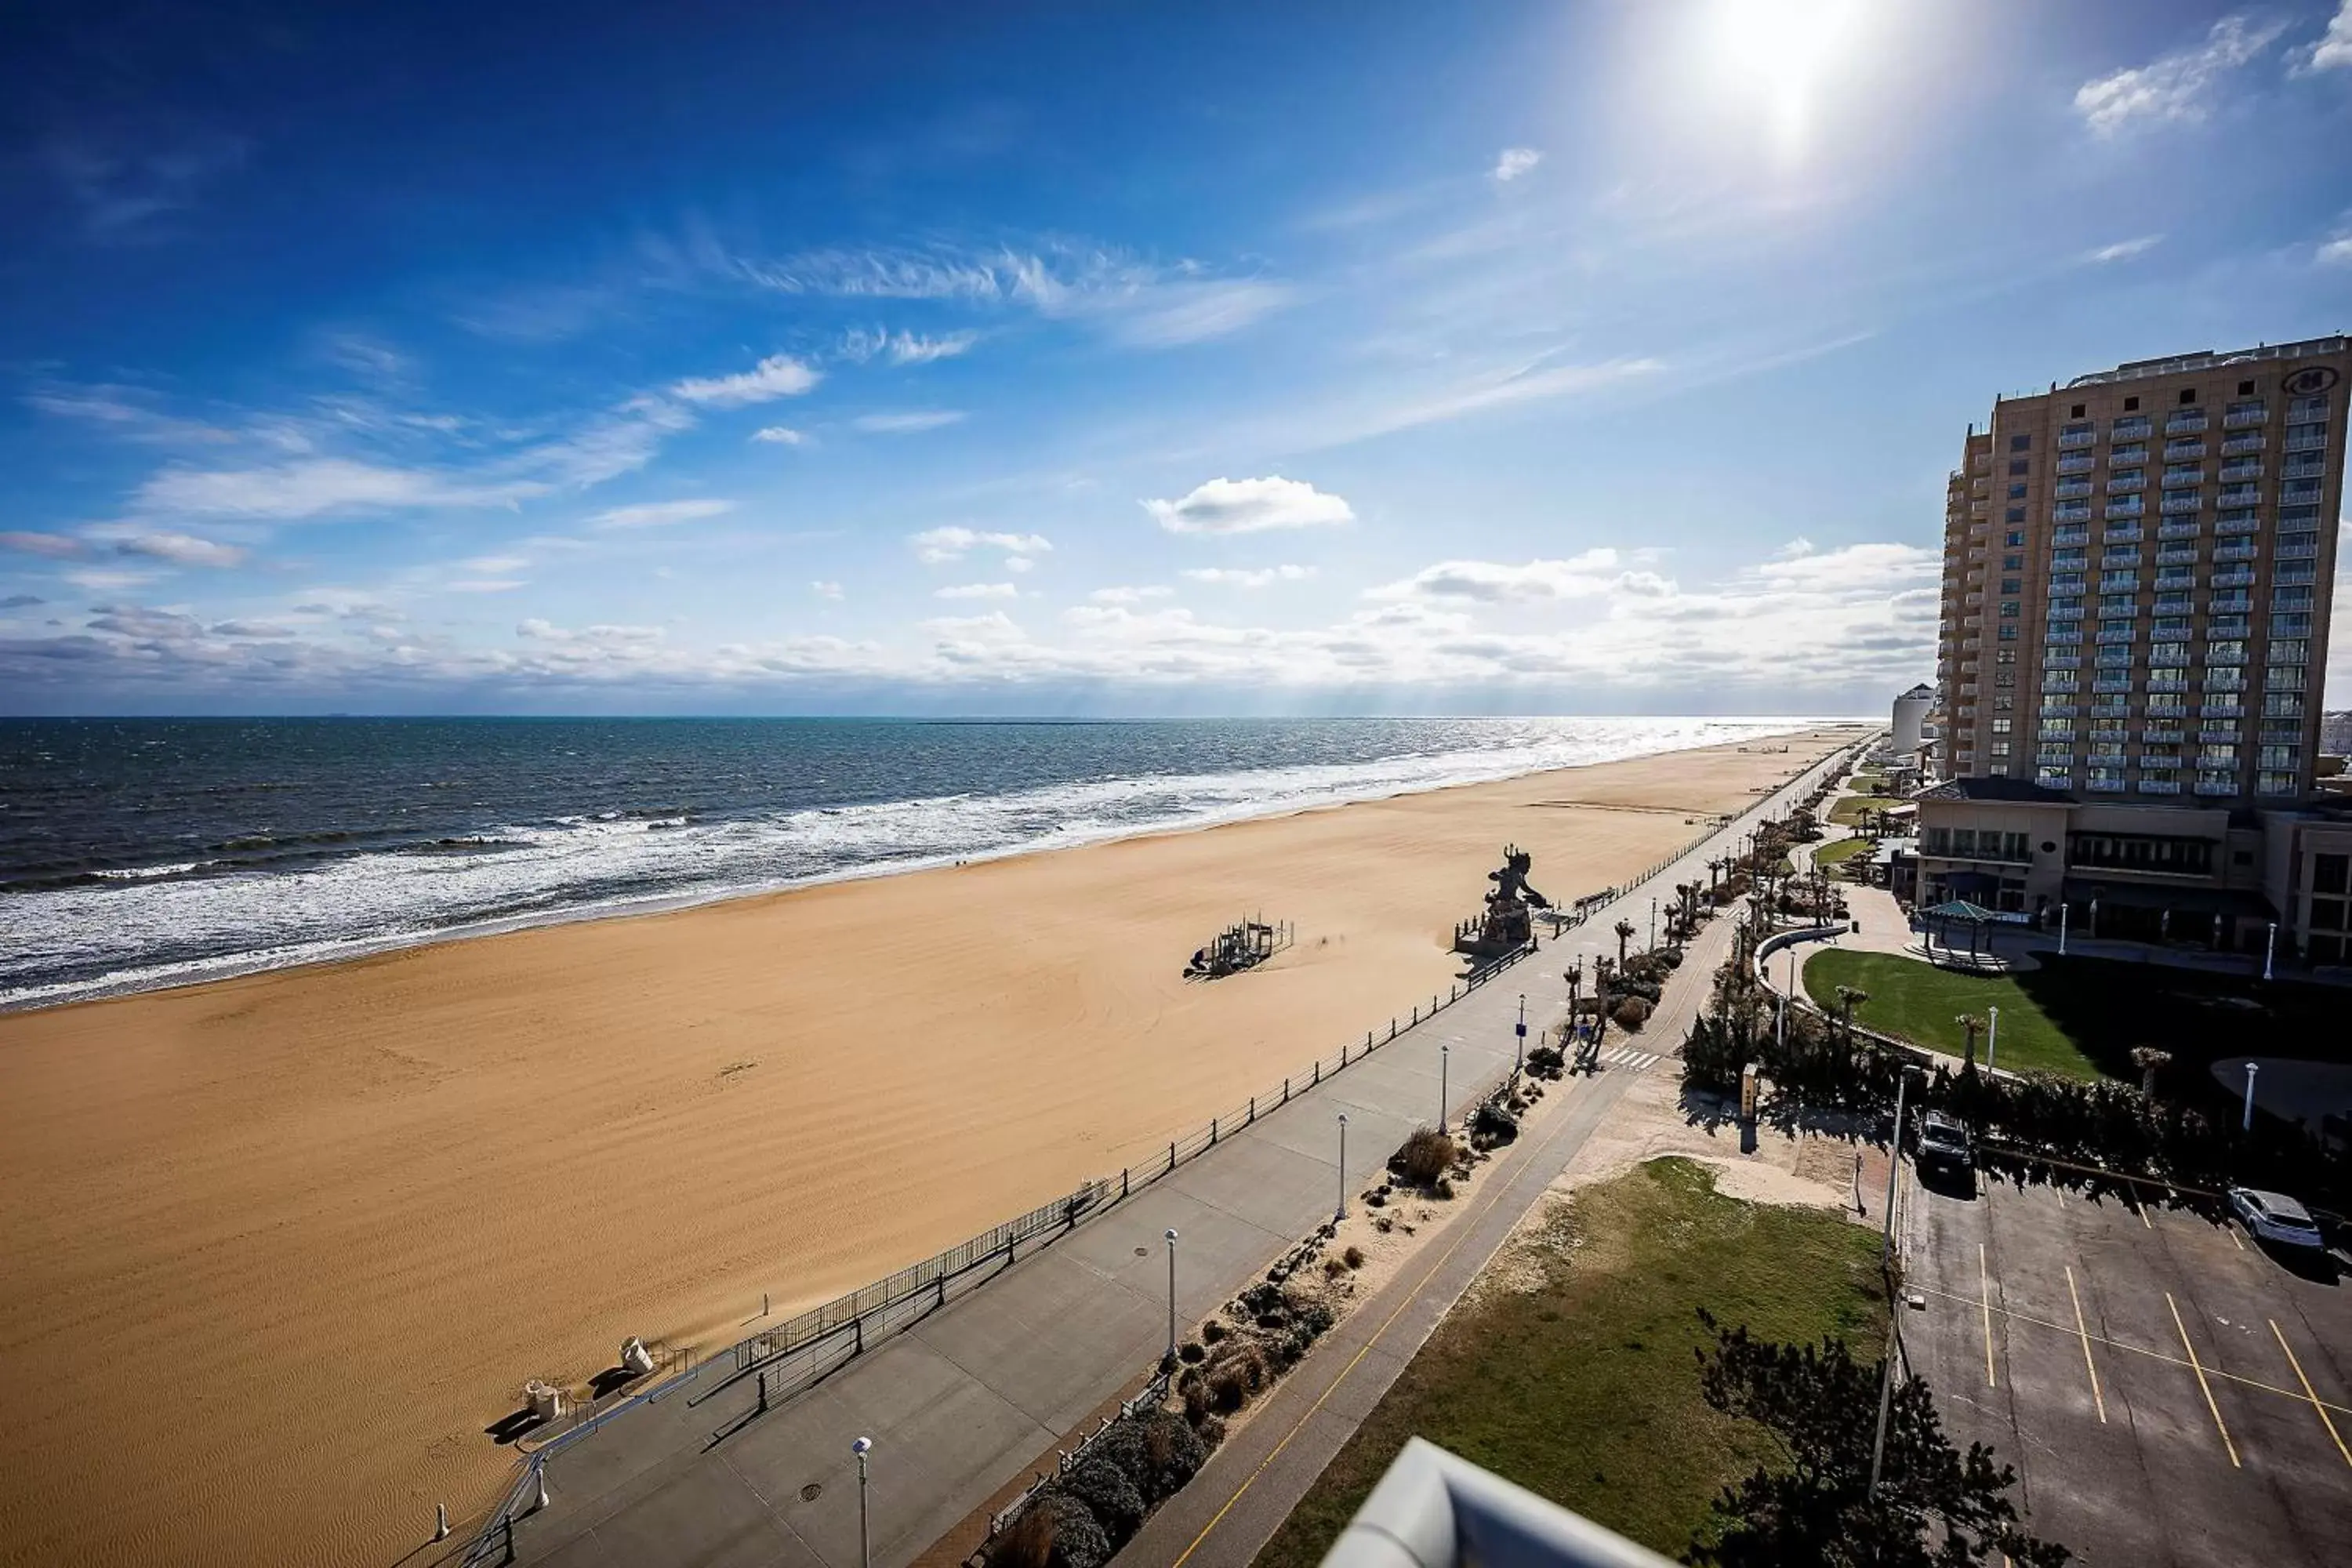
[1921,335,2352,968]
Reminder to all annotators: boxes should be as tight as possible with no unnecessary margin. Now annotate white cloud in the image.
[1005,556,1036,575]
[811,580,844,601]
[935,582,1020,600]
[752,426,808,445]
[109,531,249,567]
[2087,234,2164,263]
[909,527,1054,564]
[1144,476,1355,535]
[1368,551,1650,604]
[1774,537,1817,560]
[448,578,528,593]
[136,456,546,518]
[669,354,822,406]
[2074,16,2288,136]
[854,410,967,434]
[1181,564,1315,589]
[1356,356,1664,438]
[1,531,89,559]
[516,618,663,644]
[839,328,980,365]
[1088,585,1174,604]
[462,554,531,575]
[2292,0,2352,72]
[588,499,735,530]
[1492,147,1542,182]
[2318,233,2352,267]
[742,243,1292,349]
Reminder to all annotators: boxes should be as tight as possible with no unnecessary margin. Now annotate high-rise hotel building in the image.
[1936,336,2347,800]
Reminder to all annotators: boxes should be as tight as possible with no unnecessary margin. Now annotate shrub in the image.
[1177,1340,1204,1364]
[1200,1319,1226,1344]
[1193,1414,1228,1450]
[992,1497,1058,1568]
[1391,1127,1457,1186]
[1323,1256,1347,1279]
[1343,1244,1363,1269]
[1142,1409,1207,1494]
[1060,1457,1144,1548]
[1207,1365,1249,1412]
[993,1489,1109,1568]
[1612,996,1652,1031]
[1471,1098,1519,1148]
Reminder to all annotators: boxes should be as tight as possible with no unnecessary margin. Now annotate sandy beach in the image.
[0,727,1854,1567]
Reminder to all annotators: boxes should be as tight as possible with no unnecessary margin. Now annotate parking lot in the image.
[1901,1160,2352,1565]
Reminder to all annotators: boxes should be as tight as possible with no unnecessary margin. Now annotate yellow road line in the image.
[1980,1243,1997,1388]
[2065,1266,2106,1423]
[2270,1319,2352,1470]
[2167,1291,2240,1468]
[2223,1224,2243,1250]
[2136,1195,2154,1230]
[1904,1282,2352,1415]
[1169,1073,1598,1566]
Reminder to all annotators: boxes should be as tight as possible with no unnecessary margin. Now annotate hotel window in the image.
[2006,530,2026,546]
[2152,641,2190,662]
[1991,741,2011,757]
[2124,396,2140,411]
[2002,553,2024,570]
[1992,718,2012,734]
[2005,507,2026,524]
[2259,772,2299,798]
[2000,577,2022,593]
[2265,691,2307,717]
[1996,648,2016,665]
[2260,746,2299,770]
[2268,639,2309,665]
[1998,624,2019,641]
[2010,434,2031,451]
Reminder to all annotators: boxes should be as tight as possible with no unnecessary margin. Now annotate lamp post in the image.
[2059,899,2069,956]
[1515,993,1526,1073]
[1439,1041,1450,1132]
[1882,1066,1915,1266]
[2263,922,2276,982]
[2243,1062,2260,1132]
[851,1437,873,1568]
[1649,897,1657,951]
[1336,1114,1348,1221]
[1163,1229,1179,1367]
[1987,1005,1999,1075]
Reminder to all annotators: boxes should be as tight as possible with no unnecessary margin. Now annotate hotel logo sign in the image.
[2281,365,2339,397]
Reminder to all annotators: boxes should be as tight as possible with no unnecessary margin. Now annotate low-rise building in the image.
[1912,778,2352,965]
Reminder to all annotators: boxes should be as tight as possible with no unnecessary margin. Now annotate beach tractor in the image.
[1452,844,1550,967]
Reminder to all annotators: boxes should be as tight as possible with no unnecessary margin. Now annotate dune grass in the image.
[1254,1158,1886,1567]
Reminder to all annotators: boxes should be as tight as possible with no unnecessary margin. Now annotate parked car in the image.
[2228,1187,2327,1250]
[1915,1110,1974,1177]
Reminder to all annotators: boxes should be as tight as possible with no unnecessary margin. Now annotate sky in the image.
[2,0,2350,717]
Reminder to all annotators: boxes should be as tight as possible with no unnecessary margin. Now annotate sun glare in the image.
[1706,0,1866,165]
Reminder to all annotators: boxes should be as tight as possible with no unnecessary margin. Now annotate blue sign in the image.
[1515,1022,1527,1037]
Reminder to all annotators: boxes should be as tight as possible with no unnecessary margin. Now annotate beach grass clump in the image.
[1390,1127,1458,1188]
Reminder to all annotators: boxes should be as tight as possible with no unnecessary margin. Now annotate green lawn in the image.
[1802,949,2100,1080]
[1253,1159,1887,1567]
[1825,794,1884,826]
[1811,837,1872,869]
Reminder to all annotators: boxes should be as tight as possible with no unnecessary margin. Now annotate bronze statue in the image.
[1453,844,1549,965]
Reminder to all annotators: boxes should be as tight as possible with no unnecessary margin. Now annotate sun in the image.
[1705,0,1866,165]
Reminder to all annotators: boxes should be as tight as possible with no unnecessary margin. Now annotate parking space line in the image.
[1907,1280,2352,1414]
[2223,1223,2242,1250]
[2166,1291,2240,1468]
[2270,1319,2352,1471]
[2064,1266,2106,1423]
[1979,1243,1996,1388]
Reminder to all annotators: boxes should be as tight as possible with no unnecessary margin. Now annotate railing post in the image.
[1210,1116,1218,1145]
[1170,1142,1176,1172]
[1312,1060,1319,1085]
[1249,1096,1256,1124]
[1283,1077,1290,1104]
[1121,1167,1129,1199]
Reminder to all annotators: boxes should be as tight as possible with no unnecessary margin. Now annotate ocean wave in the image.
[0,717,1812,1008]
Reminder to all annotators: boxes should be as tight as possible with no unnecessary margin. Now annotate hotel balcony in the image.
[2113,418,2153,440]
[2052,503,2092,524]
[2284,457,2328,480]
[2154,570,2195,590]
[2163,440,2206,461]
[2138,778,2184,795]
[2285,430,2328,452]
[2217,485,2259,506]
[2090,697,2130,716]
[2094,625,2137,644]
[2195,779,2239,797]
[2059,428,2096,449]
[2159,491,2201,514]
[2092,675,2132,692]
[2211,568,2256,589]
[2042,704,2078,720]
[1965,592,1984,606]
[2106,474,2146,495]
[2052,526,2091,546]
[2147,708,2191,725]
[2045,603,2084,620]
[2219,459,2261,481]
[2209,590,2254,612]
[2054,479,2093,500]
[2156,521,2201,540]
[2142,727,2184,744]
[2104,506,2143,525]
[2223,404,2267,428]
[2216,514,2260,535]
[2057,453,2096,474]
[2282,479,2324,503]
[2213,541,2259,562]
[2277,537,2318,559]
[2154,594,2193,614]
[2166,412,2209,434]
[2043,653,2080,669]
[2146,677,2190,693]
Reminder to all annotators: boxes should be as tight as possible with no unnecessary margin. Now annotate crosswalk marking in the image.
[1599,1046,1661,1072]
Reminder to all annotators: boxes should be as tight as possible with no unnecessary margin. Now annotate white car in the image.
[2228,1187,2327,1250]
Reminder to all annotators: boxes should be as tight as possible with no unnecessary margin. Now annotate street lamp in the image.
[2243,1062,2260,1132]
[1336,1114,1348,1221]
[851,1437,873,1568]
[1439,1042,1450,1132]
[1163,1229,1179,1367]
[2263,922,2277,982]
[1515,993,1526,1073]
[1987,1005,1999,1075]
[2058,900,2069,956]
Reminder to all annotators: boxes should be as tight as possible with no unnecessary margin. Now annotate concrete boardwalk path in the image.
[1116,841,1758,1568]
[497,739,1860,1568]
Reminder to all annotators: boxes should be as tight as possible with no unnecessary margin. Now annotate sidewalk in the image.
[493,740,1861,1568]
[1116,850,1760,1568]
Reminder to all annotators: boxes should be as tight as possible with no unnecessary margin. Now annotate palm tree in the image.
[1835,985,1870,1044]
[2130,1046,2172,1098]
[1708,857,1723,892]
[1614,918,1635,968]
[1956,1013,1987,1072]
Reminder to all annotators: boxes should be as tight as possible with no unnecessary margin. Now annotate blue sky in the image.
[3,0,2350,716]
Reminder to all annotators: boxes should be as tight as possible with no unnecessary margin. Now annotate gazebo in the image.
[1922,898,2002,963]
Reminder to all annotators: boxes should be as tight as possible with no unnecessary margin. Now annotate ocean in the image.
[0,715,1814,1008]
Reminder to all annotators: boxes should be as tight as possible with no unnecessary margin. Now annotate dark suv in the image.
[1915,1110,1974,1178]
